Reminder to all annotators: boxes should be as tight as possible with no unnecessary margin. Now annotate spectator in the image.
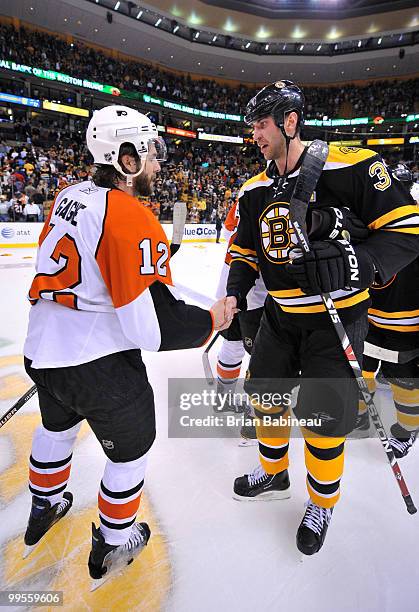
[215,214,223,243]
[0,195,9,221]
[23,199,41,222]
[9,193,25,221]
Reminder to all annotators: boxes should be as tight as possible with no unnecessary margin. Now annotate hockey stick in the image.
[289,139,417,515]
[0,384,38,430]
[171,200,220,382]
[170,201,187,257]
[202,331,221,385]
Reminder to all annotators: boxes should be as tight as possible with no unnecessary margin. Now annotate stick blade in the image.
[171,201,187,245]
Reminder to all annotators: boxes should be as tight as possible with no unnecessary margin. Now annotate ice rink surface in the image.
[0,242,418,612]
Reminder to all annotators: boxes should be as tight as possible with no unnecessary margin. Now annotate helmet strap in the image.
[284,136,290,177]
[278,114,298,177]
[113,157,146,188]
[276,125,291,178]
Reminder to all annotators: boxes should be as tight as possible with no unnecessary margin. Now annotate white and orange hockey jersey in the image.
[216,201,267,310]
[24,181,213,368]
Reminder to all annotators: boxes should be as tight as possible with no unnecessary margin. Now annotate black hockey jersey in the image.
[368,256,419,351]
[227,145,419,328]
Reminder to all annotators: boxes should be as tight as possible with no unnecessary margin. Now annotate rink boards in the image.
[0,222,221,248]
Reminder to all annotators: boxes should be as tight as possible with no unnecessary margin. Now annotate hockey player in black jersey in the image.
[355,163,419,457]
[223,81,419,555]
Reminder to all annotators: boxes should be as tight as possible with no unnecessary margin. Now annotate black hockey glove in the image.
[286,240,375,295]
[308,207,369,243]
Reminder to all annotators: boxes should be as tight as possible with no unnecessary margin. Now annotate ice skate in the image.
[23,492,73,559]
[89,521,151,591]
[296,500,333,556]
[233,464,290,501]
[389,423,417,459]
[213,381,246,414]
[238,420,257,447]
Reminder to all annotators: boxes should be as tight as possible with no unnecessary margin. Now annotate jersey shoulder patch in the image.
[326,145,377,167]
[238,170,271,198]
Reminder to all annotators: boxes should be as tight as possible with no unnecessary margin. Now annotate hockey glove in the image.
[309,207,369,243]
[286,240,375,295]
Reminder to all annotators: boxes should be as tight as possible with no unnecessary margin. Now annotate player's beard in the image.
[270,135,287,163]
[133,171,155,197]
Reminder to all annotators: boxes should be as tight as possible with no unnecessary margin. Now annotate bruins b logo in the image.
[259,202,298,264]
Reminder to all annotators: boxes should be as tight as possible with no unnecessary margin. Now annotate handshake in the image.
[210,296,239,331]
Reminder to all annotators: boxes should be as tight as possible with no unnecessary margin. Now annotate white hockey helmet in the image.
[86,105,166,180]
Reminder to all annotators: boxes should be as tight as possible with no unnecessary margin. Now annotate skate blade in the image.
[232,489,291,502]
[238,438,257,447]
[91,572,114,592]
[90,556,138,592]
[23,543,38,559]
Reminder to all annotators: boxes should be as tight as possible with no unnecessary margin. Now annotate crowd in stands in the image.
[0,20,417,225]
[0,138,263,224]
[1,22,418,120]
[155,141,262,223]
[0,140,91,222]
[1,136,417,226]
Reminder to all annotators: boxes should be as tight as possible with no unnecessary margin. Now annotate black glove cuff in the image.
[226,291,247,312]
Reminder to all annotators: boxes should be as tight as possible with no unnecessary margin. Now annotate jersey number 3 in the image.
[369,161,391,191]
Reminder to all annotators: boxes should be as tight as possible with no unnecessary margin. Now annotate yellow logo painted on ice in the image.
[0,403,172,608]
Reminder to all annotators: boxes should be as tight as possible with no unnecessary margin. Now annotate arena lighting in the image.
[155,18,162,27]
[0,92,41,108]
[136,10,143,19]
[43,100,89,117]
[114,1,120,10]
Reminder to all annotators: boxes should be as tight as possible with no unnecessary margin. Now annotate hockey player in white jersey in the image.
[22,105,233,587]
[214,201,266,442]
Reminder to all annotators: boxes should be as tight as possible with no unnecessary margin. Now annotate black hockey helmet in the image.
[244,80,305,131]
[389,162,413,189]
